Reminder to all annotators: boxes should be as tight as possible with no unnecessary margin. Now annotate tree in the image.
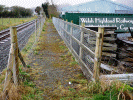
[11,6,33,17]
[48,4,59,18]
[0,5,33,18]
[35,6,41,15]
[42,2,49,18]
[0,5,5,12]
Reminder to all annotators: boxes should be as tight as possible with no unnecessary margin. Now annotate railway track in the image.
[0,19,36,42]
[0,18,41,72]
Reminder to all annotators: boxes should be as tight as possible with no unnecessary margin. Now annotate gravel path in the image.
[27,21,86,99]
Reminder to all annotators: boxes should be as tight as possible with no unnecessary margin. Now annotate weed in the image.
[24,80,35,87]
[27,65,31,68]
[70,61,78,66]
[34,50,39,55]
[59,45,66,50]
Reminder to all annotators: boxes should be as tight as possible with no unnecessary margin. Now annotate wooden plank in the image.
[102,52,116,57]
[100,74,133,82]
[118,51,133,57]
[121,61,133,67]
[87,41,117,48]
[103,46,117,51]
[101,63,117,72]
[90,46,117,51]
[122,58,133,62]
[18,49,27,67]
[104,31,115,34]
[104,37,116,41]
[103,42,117,48]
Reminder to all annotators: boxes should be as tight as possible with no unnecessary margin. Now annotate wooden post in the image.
[3,44,14,96]
[65,20,68,39]
[18,49,26,67]
[70,21,73,47]
[94,27,104,82]
[35,19,37,41]
[3,26,20,98]
[11,26,19,85]
[81,22,85,27]
[79,25,84,59]
[39,18,41,34]
[63,20,65,37]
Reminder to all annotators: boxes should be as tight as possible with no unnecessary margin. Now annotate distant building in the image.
[62,0,133,14]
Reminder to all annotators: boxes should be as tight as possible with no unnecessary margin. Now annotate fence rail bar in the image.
[100,74,133,82]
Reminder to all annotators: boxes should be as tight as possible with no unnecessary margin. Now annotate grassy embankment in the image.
[0,17,37,31]
[0,19,132,100]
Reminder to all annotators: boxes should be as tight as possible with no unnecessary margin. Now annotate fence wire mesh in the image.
[53,17,133,83]
[53,17,96,79]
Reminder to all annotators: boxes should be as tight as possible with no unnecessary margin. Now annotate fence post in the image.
[35,19,37,41]
[65,20,68,38]
[70,21,73,47]
[3,43,14,98]
[11,26,19,85]
[94,27,104,82]
[3,26,19,99]
[79,25,84,59]
[63,20,65,37]
[39,18,41,34]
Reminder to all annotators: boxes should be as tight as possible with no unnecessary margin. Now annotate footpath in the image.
[27,19,89,99]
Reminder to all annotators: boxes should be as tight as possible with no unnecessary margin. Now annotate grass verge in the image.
[0,16,37,31]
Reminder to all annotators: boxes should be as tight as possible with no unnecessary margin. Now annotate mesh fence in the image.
[53,17,133,83]
[53,17,96,79]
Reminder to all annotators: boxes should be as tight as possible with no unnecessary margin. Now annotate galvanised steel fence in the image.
[52,17,133,83]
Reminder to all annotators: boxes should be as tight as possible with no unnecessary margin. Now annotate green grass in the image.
[0,17,37,31]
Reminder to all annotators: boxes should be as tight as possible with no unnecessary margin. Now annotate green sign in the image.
[79,17,133,32]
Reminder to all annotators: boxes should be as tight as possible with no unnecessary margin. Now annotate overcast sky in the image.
[0,0,133,8]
